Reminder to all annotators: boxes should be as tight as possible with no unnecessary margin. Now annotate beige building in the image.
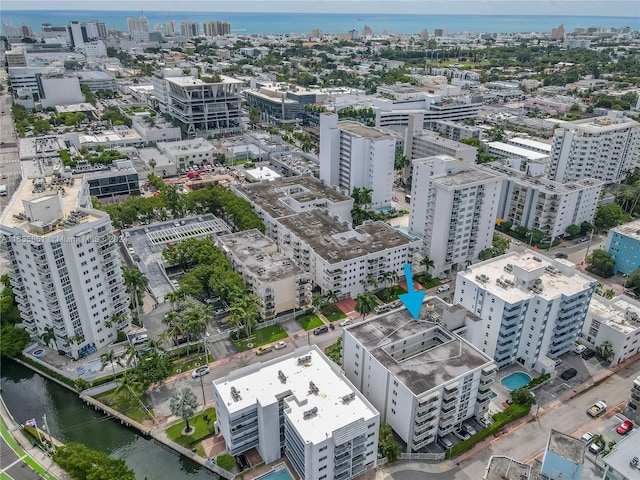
[217,229,312,319]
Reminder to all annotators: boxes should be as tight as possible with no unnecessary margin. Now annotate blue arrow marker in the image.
[399,263,425,320]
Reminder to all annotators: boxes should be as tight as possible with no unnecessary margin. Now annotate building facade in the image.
[342,309,496,453]
[481,163,602,242]
[548,112,640,184]
[0,174,130,359]
[456,251,597,371]
[606,219,640,275]
[246,82,326,124]
[213,346,380,480]
[409,154,505,276]
[217,229,312,319]
[203,21,231,36]
[152,69,243,136]
[625,375,640,424]
[320,114,395,208]
[581,296,640,366]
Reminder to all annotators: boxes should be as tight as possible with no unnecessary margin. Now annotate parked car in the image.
[191,366,210,378]
[131,334,148,345]
[274,341,287,350]
[580,432,593,444]
[512,240,521,246]
[437,284,450,293]
[560,368,577,380]
[340,319,353,327]
[256,345,273,356]
[589,441,604,455]
[462,422,477,436]
[313,325,329,335]
[616,420,633,435]
[555,358,564,367]
[453,428,470,441]
[582,349,596,360]
[555,252,568,259]
[438,436,453,449]
[573,344,587,355]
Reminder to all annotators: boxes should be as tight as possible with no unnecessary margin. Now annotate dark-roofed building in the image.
[342,300,496,453]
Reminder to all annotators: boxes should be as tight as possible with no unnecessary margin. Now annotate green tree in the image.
[122,267,149,319]
[40,325,57,350]
[249,107,261,126]
[625,267,640,294]
[0,325,30,357]
[586,250,616,278]
[148,158,156,175]
[595,340,615,363]
[378,423,402,462]
[355,291,378,321]
[53,443,136,480]
[216,453,236,471]
[594,204,631,231]
[100,349,123,378]
[565,224,581,238]
[511,387,536,406]
[131,352,172,389]
[170,388,199,433]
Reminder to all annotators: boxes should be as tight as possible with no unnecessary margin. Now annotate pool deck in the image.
[491,364,536,410]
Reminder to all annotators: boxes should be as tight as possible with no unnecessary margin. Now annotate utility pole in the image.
[199,374,206,410]
[583,229,595,262]
[42,414,55,455]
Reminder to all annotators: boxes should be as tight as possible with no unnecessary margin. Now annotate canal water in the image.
[1,358,215,480]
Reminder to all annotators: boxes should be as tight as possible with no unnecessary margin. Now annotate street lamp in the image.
[526,232,533,245]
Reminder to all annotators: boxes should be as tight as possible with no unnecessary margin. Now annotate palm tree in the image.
[420,256,435,273]
[100,350,123,378]
[170,388,198,433]
[40,326,57,350]
[356,187,373,208]
[148,158,156,175]
[351,205,368,226]
[122,267,149,320]
[323,290,339,305]
[122,341,139,367]
[355,291,378,322]
[165,291,182,311]
[228,293,260,339]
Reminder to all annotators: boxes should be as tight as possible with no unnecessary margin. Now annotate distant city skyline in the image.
[2,0,638,16]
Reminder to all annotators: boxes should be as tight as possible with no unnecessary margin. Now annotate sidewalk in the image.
[0,396,70,480]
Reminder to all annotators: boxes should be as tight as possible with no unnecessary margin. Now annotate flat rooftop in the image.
[588,296,640,334]
[434,165,503,188]
[459,250,596,304]
[487,141,549,161]
[346,312,493,395]
[484,456,542,480]
[237,175,351,219]
[339,121,391,139]
[611,218,640,239]
[0,174,102,236]
[508,137,552,153]
[166,75,242,86]
[547,430,585,465]
[481,163,603,193]
[602,429,640,480]
[278,210,416,264]
[214,347,378,444]
[218,229,307,282]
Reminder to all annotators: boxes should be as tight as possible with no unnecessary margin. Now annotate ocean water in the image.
[2,10,636,36]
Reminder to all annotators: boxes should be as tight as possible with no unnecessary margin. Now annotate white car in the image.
[191,366,210,378]
[340,319,353,327]
[274,341,287,350]
[580,432,594,444]
[131,334,148,345]
[437,284,450,293]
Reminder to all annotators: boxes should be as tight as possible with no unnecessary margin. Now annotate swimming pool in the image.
[489,391,497,399]
[500,372,532,391]
[256,465,294,480]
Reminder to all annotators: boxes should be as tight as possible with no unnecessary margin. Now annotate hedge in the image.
[448,403,531,458]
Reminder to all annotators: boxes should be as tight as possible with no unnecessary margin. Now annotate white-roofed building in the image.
[456,250,597,371]
[213,345,380,480]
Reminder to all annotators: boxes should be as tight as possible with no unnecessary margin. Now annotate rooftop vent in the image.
[309,381,319,394]
[297,355,312,365]
[303,407,318,419]
[230,386,241,401]
[278,370,287,383]
[341,392,356,404]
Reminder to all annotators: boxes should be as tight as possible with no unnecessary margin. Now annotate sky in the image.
[2,0,639,16]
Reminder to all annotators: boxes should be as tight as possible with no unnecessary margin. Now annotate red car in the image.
[616,420,633,435]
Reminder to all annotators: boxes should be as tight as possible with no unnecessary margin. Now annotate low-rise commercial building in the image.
[342,307,496,452]
[245,82,327,124]
[213,345,380,480]
[217,229,312,319]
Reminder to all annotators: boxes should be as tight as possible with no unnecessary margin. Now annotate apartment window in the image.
[319,466,326,472]
[319,446,327,452]
[319,456,327,462]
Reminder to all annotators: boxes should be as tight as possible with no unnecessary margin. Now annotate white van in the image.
[437,284,450,293]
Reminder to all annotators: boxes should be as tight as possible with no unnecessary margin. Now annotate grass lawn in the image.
[419,277,441,289]
[171,353,213,376]
[297,312,325,331]
[321,305,347,322]
[166,408,216,455]
[375,285,407,303]
[231,324,288,352]
[94,388,154,424]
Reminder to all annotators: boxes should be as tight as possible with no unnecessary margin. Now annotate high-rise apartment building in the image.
[127,13,149,42]
[409,154,505,276]
[203,21,231,36]
[180,21,200,37]
[213,345,380,480]
[320,114,395,208]
[456,251,596,371]
[548,112,640,184]
[165,21,176,36]
[0,174,130,359]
